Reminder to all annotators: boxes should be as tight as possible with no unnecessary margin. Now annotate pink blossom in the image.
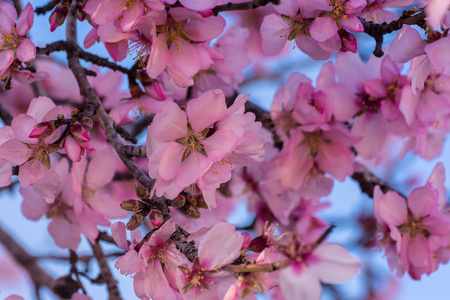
[0,2,35,77]
[374,163,450,279]
[277,233,362,300]
[0,96,67,185]
[358,0,414,23]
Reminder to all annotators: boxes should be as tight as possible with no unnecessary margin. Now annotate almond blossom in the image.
[374,163,450,279]
[0,2,35,78]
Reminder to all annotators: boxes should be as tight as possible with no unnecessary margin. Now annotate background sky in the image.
[1,1,450,299]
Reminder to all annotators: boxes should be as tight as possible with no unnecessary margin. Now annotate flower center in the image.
[329,0,349,20]
[157,17,190,49]
[176,125,209,161]
[280,14,311,40]
[0,32,19,50]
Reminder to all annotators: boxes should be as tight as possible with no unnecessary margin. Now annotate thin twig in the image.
[0,225,56,295]
[0,101,14,125]
[89,241,122,300]
[35,0,61,15]
[212,0,280,15]
[351,166,407,198]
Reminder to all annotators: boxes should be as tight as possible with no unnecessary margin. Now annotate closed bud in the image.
[80,116,93,130]
[126,212,146,231]
[339,29,357,53]
[427,30,442,42]
[70,122,91,142]
[49,0,70,32]
[74,1,87,21]
[185,206,201,219]
[29,121,57,138]
[171,195,186,208]
[120,199,146,212]
[149,209,164,227]
[134,183,150,200]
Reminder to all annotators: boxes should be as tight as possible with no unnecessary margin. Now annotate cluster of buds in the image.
[48,0,70,32]
[172,194,209,219]
[121,184,164,230]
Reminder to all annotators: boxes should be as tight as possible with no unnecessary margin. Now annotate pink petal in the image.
[198,222,243,270]
[389,25,426,63]
[340,15,363,32]
[295,35,332,61]
[261,14,288,56]
[279,266,321,300]
[187,89,226,133]
[310,16,338,42]
[149,102,187,142]
[111,221,129,250]
[179,0,217,10]
[26,96,56,122]
[310,243,362,283]
[352,114,387,159]
[0,160,12,187]
[105,40,128,62]
[426,162,446,208]
[399,85,419,126]
[175,151,210,187]
[16,3,34,37]
[407,186,436,218]
[121,1,144,32]
[425,37,450,76]
[425,0,450,28]
[64,136,82,162]
[378,191,408,226]
[0,139,32,165]
[158,142,183,180]
[86,147,117,188]
[380,100,400,121]
[48,216,81,251]
[364,79,388,98]
[20,186,48,221]
[0,1,17,21]
[407,234,429,268]
[0,10,15,35]
[147,34,169,78]
[0,49,14,75]
[115,250,141,275]
[18,159,45,186]
[183,15,226,42]
[203,129,239,161]
[16,38,36,63]
[168,41,200,78]
[32,168,60,204]
[91,0,122,24]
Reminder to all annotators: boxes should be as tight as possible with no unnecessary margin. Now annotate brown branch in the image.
[89,241,122,300]
[351,166,407,199]
[361,10,426,57]
[170,227,198,263]
[122,145,147,157]
[35,0,61,15]
[12,0,22,14]
[0,101,14,126]
[212,0,280,15]
[0,225,56,294]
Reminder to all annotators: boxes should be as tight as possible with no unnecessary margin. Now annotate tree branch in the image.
[0,225,56,294]
[170,226,198,263]
[351,166,407,198]
[89,241,122,300]
[0,101,14,126]
[212,0,280,15]
[35,0,61,15]
[361,10,426,57]
[122,145,147,157]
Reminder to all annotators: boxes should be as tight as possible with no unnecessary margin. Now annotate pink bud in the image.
[339,29,358,53]
[48,1,69,32]
[149,209,164,227]
[70,122,90,142]
[29,121,57,138]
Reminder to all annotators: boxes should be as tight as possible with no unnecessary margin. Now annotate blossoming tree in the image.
[0,0,450,299]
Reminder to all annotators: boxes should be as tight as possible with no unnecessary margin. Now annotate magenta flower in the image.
[0,2,35,76]
[374,163,450,279]
[0,96,66,185]
[147,90,247,198]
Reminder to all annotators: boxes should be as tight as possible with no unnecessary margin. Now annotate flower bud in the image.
[185,206,201,219]
[134,183,150,201]
[171,195,186,208]
[70,122,91,142]
[120,199,146,212]
[187,195,208,209]
[29,121,57,138]
[126,211,146,231]
[149,209,164,227]
[80,116,93,130]
[339,29,357,53]
[49,0,70,32]
[74,0,88,21]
